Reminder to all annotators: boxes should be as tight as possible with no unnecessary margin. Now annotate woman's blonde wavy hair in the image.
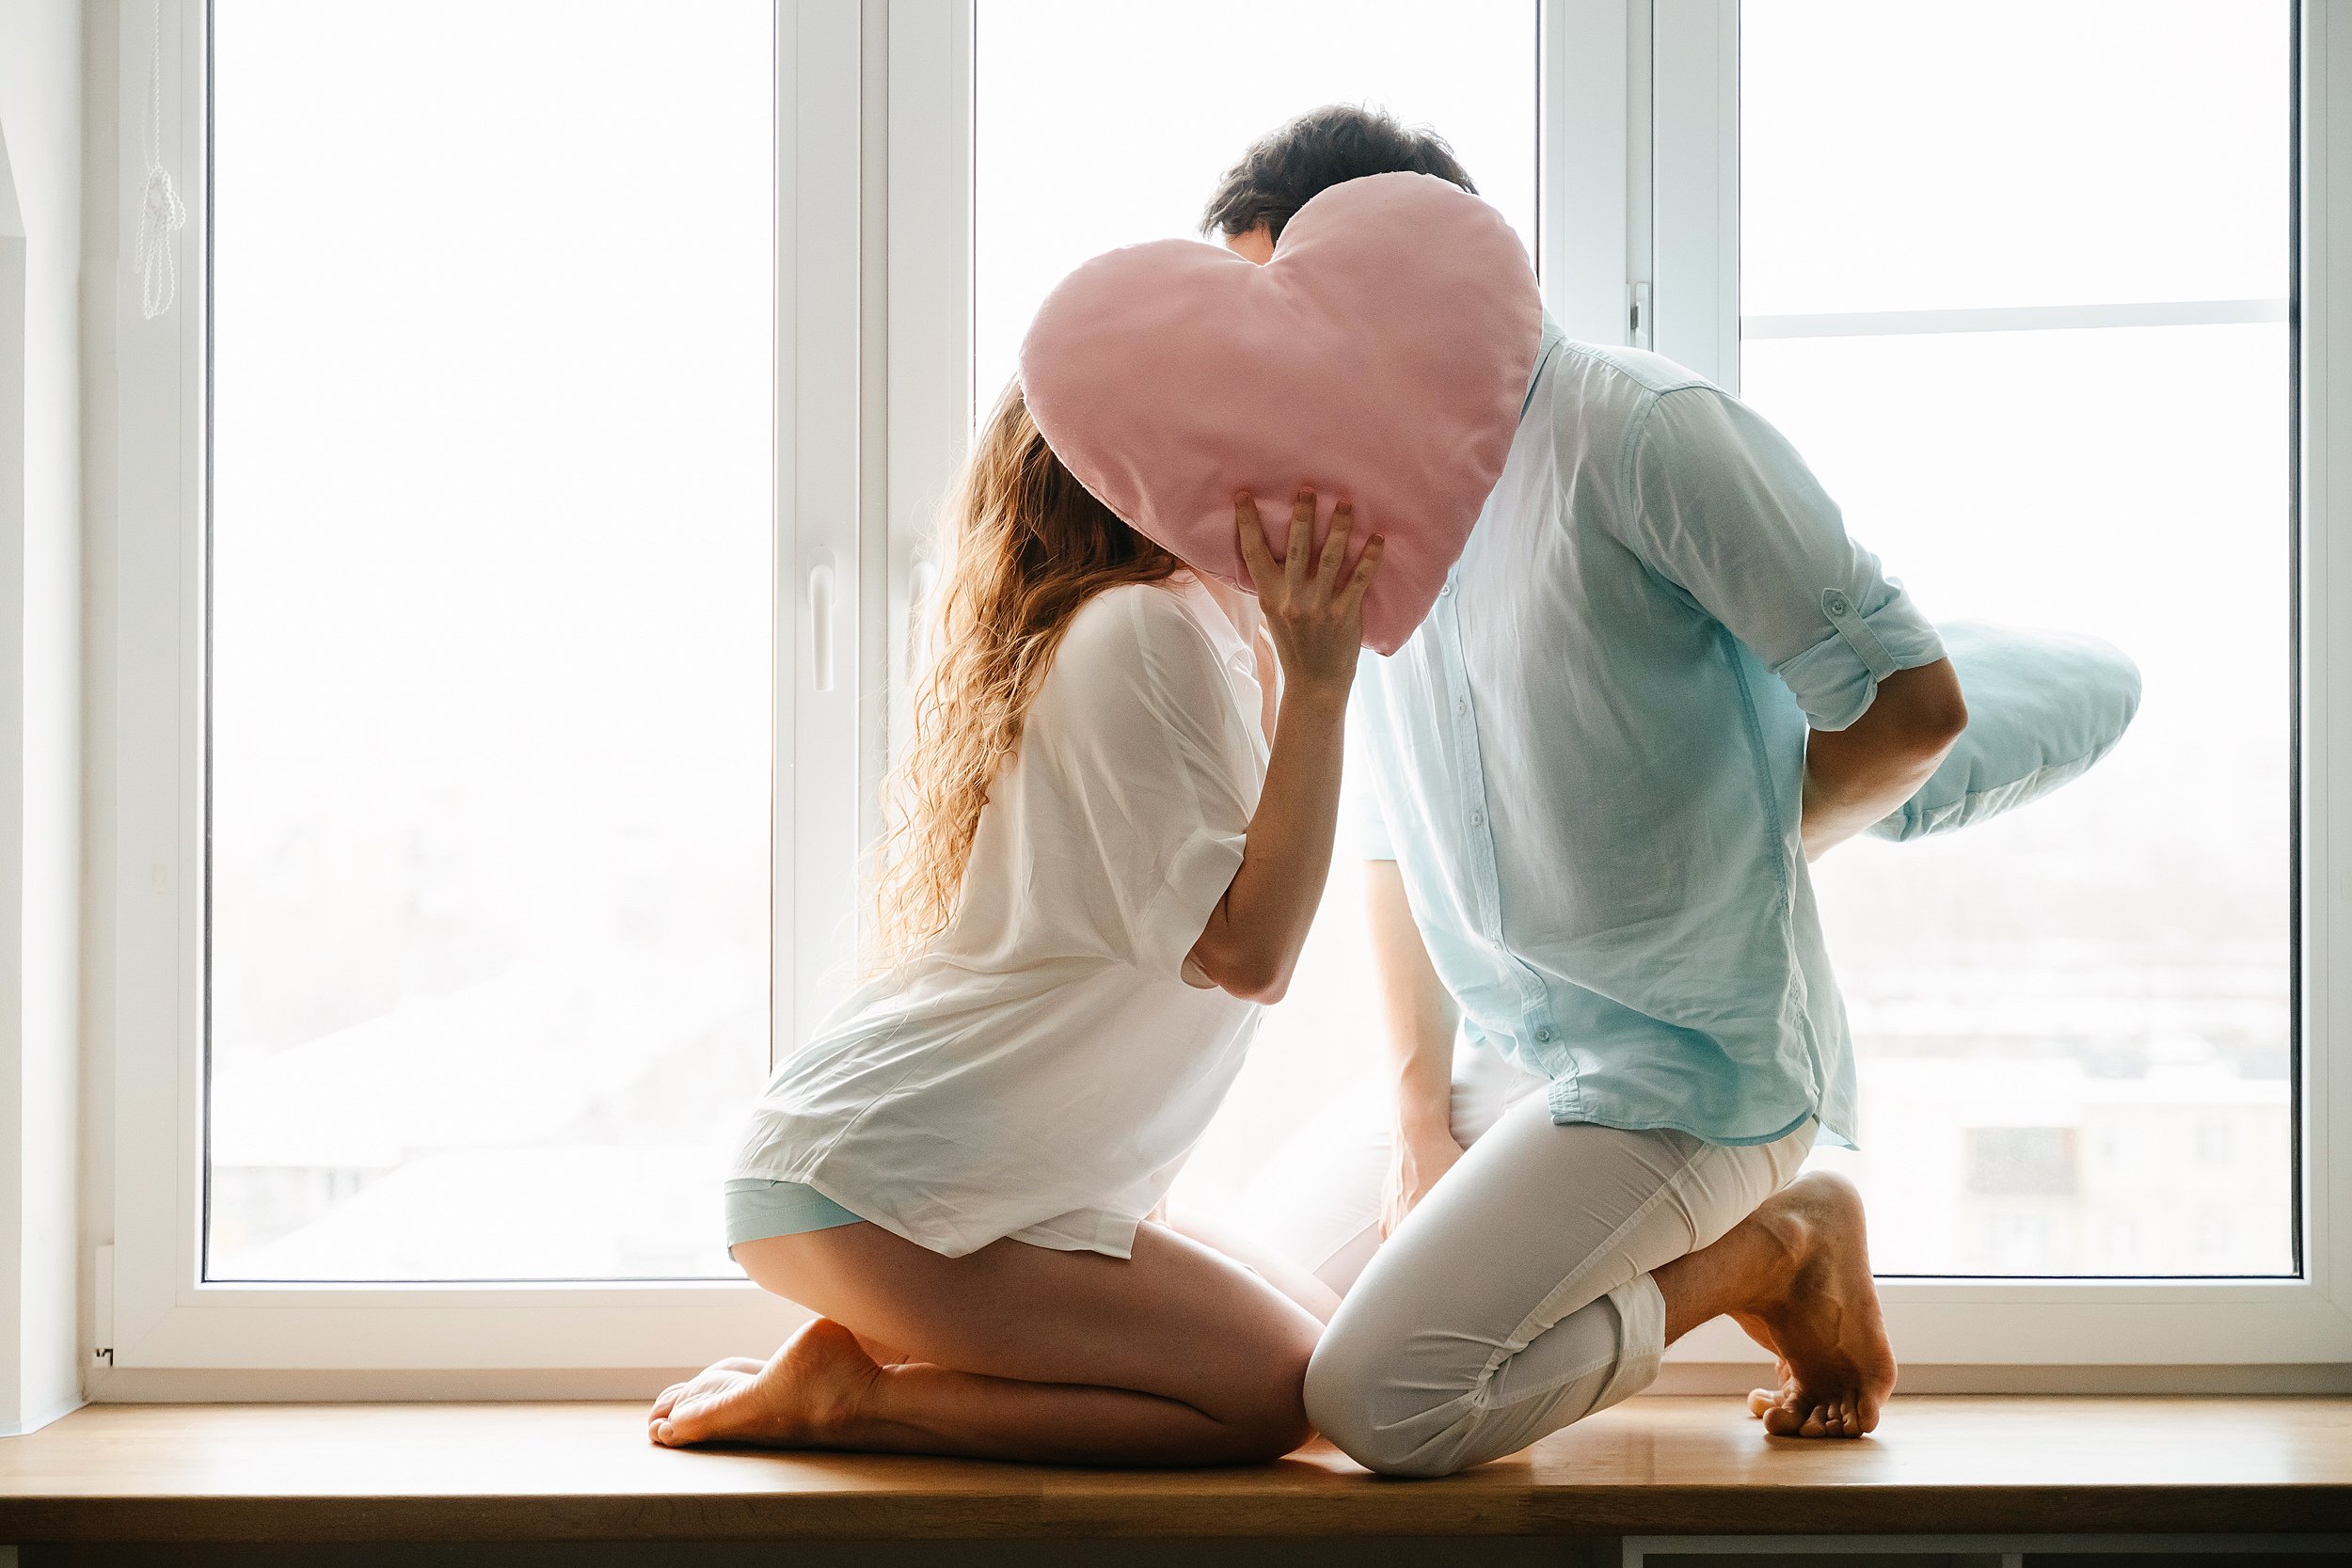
[871,381,1181,968]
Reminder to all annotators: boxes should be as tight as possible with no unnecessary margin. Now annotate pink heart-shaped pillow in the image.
[1018,171,1542,655]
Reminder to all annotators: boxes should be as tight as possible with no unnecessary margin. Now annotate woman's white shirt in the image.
[730,574,1270,1259]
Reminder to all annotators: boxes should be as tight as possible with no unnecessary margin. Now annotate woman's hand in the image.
[1234,488,1385,691]
[1184,488,1384,1005]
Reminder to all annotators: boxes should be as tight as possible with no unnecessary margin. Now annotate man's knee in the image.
[1303,1320,1470,1479]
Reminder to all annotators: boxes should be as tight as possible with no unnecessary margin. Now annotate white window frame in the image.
[91,0,961,1385]
[90,0,2349,1391]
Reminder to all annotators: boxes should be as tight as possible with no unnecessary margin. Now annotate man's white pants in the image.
[1258,1041,1814,1477]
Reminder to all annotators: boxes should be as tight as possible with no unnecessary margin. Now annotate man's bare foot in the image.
[647,1318,881,1449]
[1730,1315,1794,1420]
[1727,1173,1897,1439]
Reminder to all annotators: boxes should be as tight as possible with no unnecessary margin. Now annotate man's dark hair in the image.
[1200,104,1478,245]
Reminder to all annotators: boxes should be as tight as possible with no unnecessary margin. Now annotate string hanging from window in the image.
[132,0,186,321]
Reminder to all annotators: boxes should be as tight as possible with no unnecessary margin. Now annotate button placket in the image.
[1435,572,1555,1059]
[1435,579,1502,945]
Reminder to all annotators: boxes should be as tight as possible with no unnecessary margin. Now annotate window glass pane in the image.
[970,0,1538,1219]
[974,0,1539,404]
[1741,3,2294,1275]
[1741,0,2290,316]
[207,1,774,1281]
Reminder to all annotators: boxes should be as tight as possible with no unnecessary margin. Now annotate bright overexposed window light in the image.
[206,0,774,1282]
[1742,0,2294,1275]
[973,0,1540,1223]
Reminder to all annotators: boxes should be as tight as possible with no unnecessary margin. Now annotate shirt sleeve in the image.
[1043,589,1263,985]
[1614,385,1947,732]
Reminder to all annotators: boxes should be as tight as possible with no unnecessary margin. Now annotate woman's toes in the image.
[658,1379,755,1447]
[1746,1386,1777,1418]
[652,1396,703,1446]
[647,1383,690,1440]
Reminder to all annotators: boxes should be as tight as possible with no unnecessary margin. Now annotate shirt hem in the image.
[1542,1098,1850,1149]
[724,1161,1149,1261]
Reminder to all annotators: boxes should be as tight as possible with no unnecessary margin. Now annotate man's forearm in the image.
[1366,860,1454,1134]
[1800,657,1967,860]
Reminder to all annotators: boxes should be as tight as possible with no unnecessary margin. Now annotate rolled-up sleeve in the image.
[1614,386,1945,732]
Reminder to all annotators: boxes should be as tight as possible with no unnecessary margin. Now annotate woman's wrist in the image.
[1276,672,1353,713]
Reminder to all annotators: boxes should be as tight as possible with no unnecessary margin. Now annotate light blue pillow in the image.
[1870,622,2142,842]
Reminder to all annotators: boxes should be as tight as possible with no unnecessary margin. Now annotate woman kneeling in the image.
[649,384,1382,1466]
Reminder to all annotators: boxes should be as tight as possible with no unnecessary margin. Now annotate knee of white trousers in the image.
[1302,1321,1524,1480]
[1300,1324,1381,1466]
[1302,1321,1458,1478]
[1304,1275,1671,1480]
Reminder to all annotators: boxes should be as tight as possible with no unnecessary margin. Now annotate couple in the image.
[648,106,1953,1476]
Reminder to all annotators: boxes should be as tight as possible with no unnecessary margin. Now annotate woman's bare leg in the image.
[1165,1206,1343,1324]
[648,1219,1321,1466]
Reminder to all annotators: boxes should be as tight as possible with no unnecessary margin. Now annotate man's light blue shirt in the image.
[1346,317,1947,1148]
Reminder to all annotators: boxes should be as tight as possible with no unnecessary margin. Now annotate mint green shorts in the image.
[723,1179,866,1251]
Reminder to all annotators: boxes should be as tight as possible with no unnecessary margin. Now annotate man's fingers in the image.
[1233,491,1277,589]
[1285,488,1315,585]
[1316,500,1356,588]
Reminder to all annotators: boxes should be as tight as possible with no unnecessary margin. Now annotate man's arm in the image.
[1366,859,1462,1235]
[1801,656,1967,861]
[1613,386,1959,847]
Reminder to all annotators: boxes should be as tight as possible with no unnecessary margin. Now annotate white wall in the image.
[0,0,85,1435]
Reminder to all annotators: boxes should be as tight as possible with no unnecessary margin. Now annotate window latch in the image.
[807,558,838,694]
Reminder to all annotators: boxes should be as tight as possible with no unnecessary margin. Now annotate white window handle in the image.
[807,560,836,693]
[906,558,940,680]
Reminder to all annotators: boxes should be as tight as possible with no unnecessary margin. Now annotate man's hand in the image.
[1801,657,1967,860]
[1381,1122,1464,1237]
[1365,862,1460,1233]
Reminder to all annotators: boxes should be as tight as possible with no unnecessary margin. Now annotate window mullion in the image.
[2299,0,2352,1321]
[1649,0,1738,388]
[884,0,973,779]
[1540,0,1632,344]
[784,0,867,1053]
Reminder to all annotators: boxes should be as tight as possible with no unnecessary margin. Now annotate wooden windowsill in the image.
[0,1396,2345,1543]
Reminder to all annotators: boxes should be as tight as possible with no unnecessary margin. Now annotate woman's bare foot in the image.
[647,1318,882,1449]
[1724,1173,1896,1439]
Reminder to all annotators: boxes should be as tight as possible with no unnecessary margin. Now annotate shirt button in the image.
[1469,810,1486,827]
[1438,582,1454,597]
[1535,1027,1554,1043]
[1454,699,1470,716]
[1823,589,1851,617]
